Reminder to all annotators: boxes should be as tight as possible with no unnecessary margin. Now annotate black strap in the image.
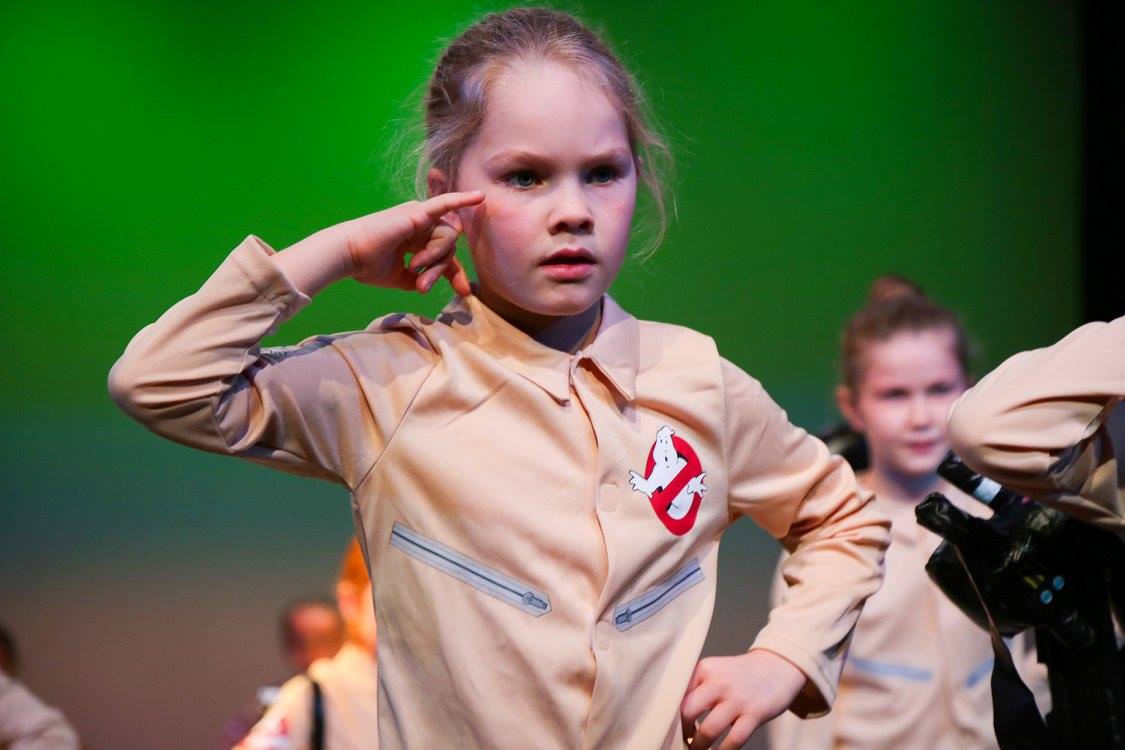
[309,677,324,750]
[952,546,1049,749]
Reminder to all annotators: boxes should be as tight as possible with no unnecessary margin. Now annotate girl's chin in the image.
[892,452,945,477]
[506,287,606,319]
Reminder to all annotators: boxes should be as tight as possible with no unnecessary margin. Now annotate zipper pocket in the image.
[613,558,704,632]
[389,522,551,617]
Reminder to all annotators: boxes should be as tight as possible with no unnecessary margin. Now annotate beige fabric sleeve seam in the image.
[207,238,349,486]
[234,234,308,316]
[720,358,806,540]
[718,357,736,528]
[350,326,440,494]
[203,257,292,456]
[1046,397,1122,487]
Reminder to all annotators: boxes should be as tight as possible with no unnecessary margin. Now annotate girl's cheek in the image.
[602,189,637,221]
[461,193,524,236]
[870,405,909,440]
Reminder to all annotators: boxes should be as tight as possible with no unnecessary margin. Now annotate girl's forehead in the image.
[862,329,962,380]
[472,59,629,157]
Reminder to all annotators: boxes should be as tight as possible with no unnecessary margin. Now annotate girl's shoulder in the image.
[272,310,448,381]
[632,315,720,363]
[631,317,726,392]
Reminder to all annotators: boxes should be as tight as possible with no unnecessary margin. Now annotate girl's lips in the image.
[540,247,596,281]
[906,440,939,454]
[541,261,595,281]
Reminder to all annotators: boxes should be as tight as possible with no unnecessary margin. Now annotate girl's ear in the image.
[427,167,464,232]
[835,385,865,433]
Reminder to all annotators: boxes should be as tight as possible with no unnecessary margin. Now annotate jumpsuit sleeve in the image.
[948,315,1125,536]
[108,234,437,490]
[0,672,80,750]
[233,676,314,750]
[764,551,837,748]
[721,359,890,718]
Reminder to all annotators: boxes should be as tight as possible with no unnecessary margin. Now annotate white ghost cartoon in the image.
[629,426,687,497]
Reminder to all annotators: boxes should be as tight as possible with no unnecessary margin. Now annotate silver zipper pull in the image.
[523,592,549,610]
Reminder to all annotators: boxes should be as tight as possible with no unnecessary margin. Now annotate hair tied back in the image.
[866,274,927,305]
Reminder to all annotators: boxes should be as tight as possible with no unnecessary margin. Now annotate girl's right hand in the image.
[274,191,484,298]
[342,190,484,295]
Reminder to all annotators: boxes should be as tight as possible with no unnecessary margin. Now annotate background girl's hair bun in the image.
[841,273,972,390]
[867,274,926,305]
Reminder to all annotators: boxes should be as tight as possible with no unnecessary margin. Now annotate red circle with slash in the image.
[643,435,705,536]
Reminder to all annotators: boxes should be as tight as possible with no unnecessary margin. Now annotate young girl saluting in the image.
[768,278,1047,750]
[109,9,889,748]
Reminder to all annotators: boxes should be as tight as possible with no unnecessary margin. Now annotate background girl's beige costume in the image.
[949,315,1125,538]
[109,235,890,749]
[234,643,377,750]
[0,669,78,750]
[767,481,1048,750]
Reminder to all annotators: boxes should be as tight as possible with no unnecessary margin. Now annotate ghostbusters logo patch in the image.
[628,425,707,536]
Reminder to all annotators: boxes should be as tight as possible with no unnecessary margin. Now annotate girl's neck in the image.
[476,286,602,354]
[864,464,941,505]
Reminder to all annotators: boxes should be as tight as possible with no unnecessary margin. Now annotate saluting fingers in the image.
[409,224,459,273]
[442,257,472,297]
[411,225,460,293]
[420,190,484,222]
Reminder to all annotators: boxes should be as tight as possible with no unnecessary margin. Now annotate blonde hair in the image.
[414,7,672,257]
[841,275,971,390]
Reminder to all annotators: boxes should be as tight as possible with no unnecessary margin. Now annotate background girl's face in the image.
[843,328,968,480]
[450,59,638,319]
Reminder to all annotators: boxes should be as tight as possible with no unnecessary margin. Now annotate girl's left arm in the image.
[684,359,888,739]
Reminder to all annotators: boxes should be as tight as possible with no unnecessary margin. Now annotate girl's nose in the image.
[548,179,594,235]
[908,397,933,427]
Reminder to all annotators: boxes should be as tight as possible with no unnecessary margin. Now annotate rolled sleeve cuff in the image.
[230,234,312,321]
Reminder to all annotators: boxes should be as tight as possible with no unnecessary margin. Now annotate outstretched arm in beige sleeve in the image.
[947,315,1125,536]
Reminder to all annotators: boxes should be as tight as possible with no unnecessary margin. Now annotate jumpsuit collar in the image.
[439,293,639,404]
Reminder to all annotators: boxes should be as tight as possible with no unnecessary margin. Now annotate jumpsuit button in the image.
[594,621,613,651]
[597,482,618,512]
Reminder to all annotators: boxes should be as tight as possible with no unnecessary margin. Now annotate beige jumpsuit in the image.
[0,669,79,750]
[109,235,891,749]
[767,482,1049,750]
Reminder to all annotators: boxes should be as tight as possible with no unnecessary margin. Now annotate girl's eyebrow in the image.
[485,149,550,169]
[485,147,633,169]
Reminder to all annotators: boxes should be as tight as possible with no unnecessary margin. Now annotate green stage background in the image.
[1,1,1079,747]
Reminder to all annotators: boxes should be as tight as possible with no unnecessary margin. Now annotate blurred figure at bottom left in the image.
[234,538,377,750]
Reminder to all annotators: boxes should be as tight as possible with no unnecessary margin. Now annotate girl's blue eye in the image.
[505,170,539,189]
[588,165,618,184]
